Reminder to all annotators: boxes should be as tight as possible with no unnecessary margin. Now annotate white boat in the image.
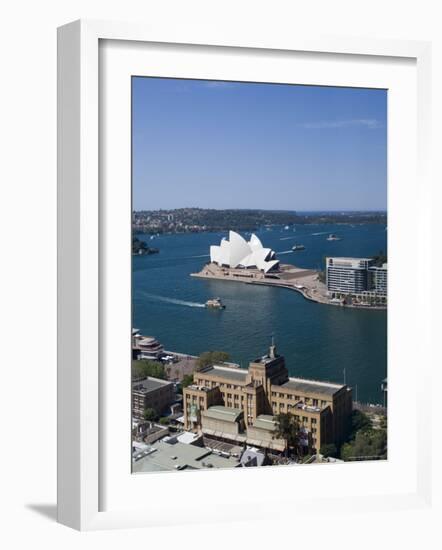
[205,297,226,310]
[292,244,306,251]
[326,234,342,241]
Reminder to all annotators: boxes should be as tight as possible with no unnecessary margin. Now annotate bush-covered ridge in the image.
[133,208,387,235]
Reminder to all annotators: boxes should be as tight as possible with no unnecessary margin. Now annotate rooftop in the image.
[186,384,213,392]
[295,402,321,413]
[132,439,239,473]
[202,405,243,423]
[241,447,266,467]
[280,377,344,397]
[176,431,201,445]
[327,256,373,262]
[253,414,277,431]
[201,364,248,383]
[137,336,162,346]
[132,376,173,393]
[252,353,279,365]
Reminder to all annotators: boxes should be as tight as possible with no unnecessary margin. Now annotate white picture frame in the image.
[57,19,433,531]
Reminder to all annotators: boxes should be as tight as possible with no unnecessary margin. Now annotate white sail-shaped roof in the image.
[228,231,251,267]
[209,245,221,264]
[249,234,263,251]
[209,231,279,273]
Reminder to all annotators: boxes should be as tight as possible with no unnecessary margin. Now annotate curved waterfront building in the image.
[210,231,279,273]
[132,333,165,361]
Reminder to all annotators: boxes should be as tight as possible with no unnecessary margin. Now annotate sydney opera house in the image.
[209,231,280,273]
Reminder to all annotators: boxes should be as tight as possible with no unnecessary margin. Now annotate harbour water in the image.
[133,223,387,404]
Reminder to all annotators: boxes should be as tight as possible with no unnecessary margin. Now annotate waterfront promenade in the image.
[191,262,386,310]
[191,261,333,304]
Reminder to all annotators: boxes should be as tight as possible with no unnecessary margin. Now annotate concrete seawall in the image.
[191,263,387,310]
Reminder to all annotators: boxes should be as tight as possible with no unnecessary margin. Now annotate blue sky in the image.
[132,77,387,211]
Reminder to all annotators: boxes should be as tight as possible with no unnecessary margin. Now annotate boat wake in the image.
[311,231,329,236]
[189,254,210,259]
[139,292,205,308]
[280,236,297,241]
[277,250,294,255]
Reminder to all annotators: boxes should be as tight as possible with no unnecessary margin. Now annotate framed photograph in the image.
[57,20,433,530]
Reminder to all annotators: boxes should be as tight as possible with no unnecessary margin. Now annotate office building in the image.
[132,376,176,419]
[183,341,352,453]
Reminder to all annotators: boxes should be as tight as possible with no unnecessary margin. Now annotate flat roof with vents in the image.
[280,377,344,397]
[132,376,173,394]
[200,365,248,383]
[253,414,277,431]
[202,405,243,422]
[132,439,239,472]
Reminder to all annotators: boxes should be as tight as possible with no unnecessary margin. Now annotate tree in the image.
[176,373,194,395]
[372,250,387,267]
[320,443,337,458]
[379,415,387,430]
[159,417,170,426]
[132,359,166,381]
[143,408,157,421]
[196,351,230,371]
[181,373,194,388]
[349,410,372,439]
[273,413,302,457]
[340,442,353,461]
[341,429,387,461]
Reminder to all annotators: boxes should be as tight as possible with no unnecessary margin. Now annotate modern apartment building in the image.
[369,263,388,296]
[326,257,373,294]
[326,257,388,299]
[132,376,176,419]
[183,342,352,453]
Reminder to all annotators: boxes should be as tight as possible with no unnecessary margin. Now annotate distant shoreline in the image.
[133,209,387,236]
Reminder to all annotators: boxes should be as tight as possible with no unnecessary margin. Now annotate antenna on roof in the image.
[269,333,277,359]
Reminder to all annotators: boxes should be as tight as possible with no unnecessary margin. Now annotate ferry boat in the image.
[205,297,226,310]
[326,234,342,241]
[292,244,306,251]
